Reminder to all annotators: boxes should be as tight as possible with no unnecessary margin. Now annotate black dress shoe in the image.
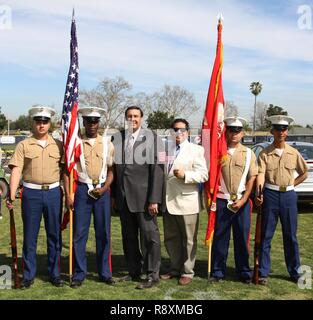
[101,278,115,286]
[119,274,141,282]
[70,279,83,289]
[20,279,34,290]
[135,278,159,289]
[50,277,64,287]
[290,276,300,284]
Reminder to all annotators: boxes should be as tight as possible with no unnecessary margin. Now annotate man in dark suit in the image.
[111,106,164,289]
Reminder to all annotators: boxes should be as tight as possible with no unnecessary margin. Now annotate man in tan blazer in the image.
[161,118,208,285]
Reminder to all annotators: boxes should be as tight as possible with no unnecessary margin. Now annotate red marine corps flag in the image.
[202,16,227,276]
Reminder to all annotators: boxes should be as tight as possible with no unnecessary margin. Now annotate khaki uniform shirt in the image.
[258,143,308,186]
[9,135,63,184]
[76,134,114,180]
[221,143,258,194]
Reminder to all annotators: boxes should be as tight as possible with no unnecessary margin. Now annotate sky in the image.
[0,0,313,127]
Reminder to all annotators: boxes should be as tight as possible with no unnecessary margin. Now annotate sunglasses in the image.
[172,128,188,133]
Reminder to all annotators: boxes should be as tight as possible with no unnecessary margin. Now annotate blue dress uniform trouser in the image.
[211,198,252,280]
[73,183,111,281]
[21,186,62,281]
[259,189,300,279]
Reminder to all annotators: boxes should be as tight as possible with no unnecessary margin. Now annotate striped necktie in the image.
[168,145,180,173]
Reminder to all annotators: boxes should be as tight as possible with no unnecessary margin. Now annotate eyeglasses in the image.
[172,128,188,133]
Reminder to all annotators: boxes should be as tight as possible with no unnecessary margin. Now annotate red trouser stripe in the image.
[247,198,253,253]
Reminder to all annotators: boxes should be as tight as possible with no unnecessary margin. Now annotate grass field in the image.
[0,202,313,300]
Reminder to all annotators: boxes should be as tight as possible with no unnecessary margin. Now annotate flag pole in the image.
[69,169,74,284]
[208,240,212,275]
[61,8,80,285]
[69,6,75,285]
[203,14,226,279]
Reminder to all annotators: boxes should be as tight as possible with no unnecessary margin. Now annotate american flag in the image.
[61,11,81,174]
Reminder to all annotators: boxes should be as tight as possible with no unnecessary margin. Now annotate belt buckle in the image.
[279,186,287,192]
[92,179,99,186]
[41,185,50,191]
[230,194,237,201]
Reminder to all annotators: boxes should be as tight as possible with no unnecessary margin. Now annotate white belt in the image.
[217,193,243,200]
[78,177,106,185]
[265,183,294,192]
[23,181,60,190]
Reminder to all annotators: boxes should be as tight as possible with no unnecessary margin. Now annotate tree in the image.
[10,115,32,130]
[50,111,61,132]
[265,104,288,128]
[224,101,238,118]
[250,81,262,132]
[266,104,288,117]
[250,101,268,131]
[243,122,252,132]
[80,76,148,129]
[147,85,199,118]
[0,107,7,130]
[146,111,175,130]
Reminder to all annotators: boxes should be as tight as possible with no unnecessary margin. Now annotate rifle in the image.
[9,205,20,289]
[252,185,263,285]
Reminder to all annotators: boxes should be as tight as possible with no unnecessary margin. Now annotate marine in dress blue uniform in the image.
[210,117,258,283]
[64,107,115,288]
[256,115,308,285]
[8,105,64,289]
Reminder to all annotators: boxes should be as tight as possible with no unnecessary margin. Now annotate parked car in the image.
[252,141,313,201]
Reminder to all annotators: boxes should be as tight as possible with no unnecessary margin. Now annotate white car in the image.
[252,141,313,201]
